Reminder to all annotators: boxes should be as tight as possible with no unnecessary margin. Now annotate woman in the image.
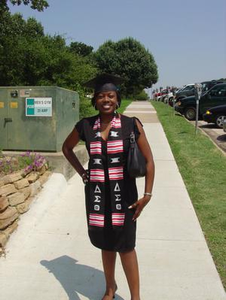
[62,74,155,300]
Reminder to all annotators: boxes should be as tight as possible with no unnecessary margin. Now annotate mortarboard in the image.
[84,73,124,93]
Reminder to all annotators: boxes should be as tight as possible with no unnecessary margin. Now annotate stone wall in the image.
[0,166,51,255]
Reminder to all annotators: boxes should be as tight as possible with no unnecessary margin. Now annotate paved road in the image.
[0,101,225,300]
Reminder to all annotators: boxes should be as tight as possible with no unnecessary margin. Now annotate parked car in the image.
[203,104,226,128]
[175,83,226,120]
[201,80,224,93]
[175,84,195,102]
[163,91,174,104]
[155,92,163,101]
[159,89,168,102]
[174,80,224,104]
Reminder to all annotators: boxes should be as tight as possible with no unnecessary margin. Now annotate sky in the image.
[9,0,226,93]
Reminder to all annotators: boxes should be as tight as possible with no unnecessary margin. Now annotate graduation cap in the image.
[84,73,124,93]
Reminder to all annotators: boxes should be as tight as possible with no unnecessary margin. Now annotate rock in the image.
[26,172,39,183]
[3,220,18,236]
[0,184,17,197]
[0,179,4,188]
[20,186,31,200]
[8,192,26,206]
[37,164,46,175]
[2,172,22,184]
[0,196,9,212]
[20,168,32,177]
[0,232,8,247]
[0,247,5,256]
[39,171,51,186]
[13,178,29,190]
[17,197,33,214]
[30,180,41,197]
[0,207,19,230]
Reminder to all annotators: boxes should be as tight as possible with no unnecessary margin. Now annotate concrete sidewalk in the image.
[0,101,225,300]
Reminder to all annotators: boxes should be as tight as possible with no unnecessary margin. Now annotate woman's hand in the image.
[128,195,151,221]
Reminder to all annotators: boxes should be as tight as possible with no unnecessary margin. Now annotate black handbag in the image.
[127,118,146,178]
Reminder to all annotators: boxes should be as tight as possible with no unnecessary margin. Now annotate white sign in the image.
[26,98,52,117]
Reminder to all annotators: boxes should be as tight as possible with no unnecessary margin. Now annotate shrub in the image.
[135,90,149,100]
[0,151,47,176]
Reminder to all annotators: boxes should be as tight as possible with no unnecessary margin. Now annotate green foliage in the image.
[0,0,49,13]
[0,10,99,122]
[117,99,132,114]
[0,13,157,119]
[69,42,93,57]
[94,37,158,96]
[0,11,98,89]
[0,151,47,175]
[0,12,46,85]
[134,90,149,100]
[152,100,226,289]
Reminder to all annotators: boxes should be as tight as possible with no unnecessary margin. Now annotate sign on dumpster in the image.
[25,98,52,117]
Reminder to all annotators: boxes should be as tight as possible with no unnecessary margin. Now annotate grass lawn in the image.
[151,100,226,290]
[117,99,133,114]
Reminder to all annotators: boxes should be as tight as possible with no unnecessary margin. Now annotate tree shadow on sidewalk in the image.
[40,255,124,300]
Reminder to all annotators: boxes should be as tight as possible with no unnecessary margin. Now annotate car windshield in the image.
[183,85,194,91]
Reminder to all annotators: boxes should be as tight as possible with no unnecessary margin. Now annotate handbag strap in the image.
[130,117,137,144]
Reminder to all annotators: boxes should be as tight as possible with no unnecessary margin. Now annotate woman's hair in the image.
[91,90,121,110]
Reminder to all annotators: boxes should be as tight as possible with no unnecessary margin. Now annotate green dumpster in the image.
[0,86,79,152]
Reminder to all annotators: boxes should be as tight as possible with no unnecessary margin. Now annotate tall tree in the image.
[0,0,49,13]
[69,42,93,57]
[0,11,98,88]
[94,37,158,96]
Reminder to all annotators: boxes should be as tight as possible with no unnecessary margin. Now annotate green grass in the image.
[151,100,226,289]
[117,99,133,114]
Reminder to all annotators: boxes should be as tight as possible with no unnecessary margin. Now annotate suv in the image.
[175,84,195,102]
[175,83,226,120]
[175,80,224,103]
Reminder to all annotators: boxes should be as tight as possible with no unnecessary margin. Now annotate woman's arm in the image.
[128,120,155,220]
[62,128,88,180]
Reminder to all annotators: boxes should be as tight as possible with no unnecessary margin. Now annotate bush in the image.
[135,90,149,100]
[0,151,47,176]
[79,95,96,119]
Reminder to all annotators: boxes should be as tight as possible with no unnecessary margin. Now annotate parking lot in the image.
[152,80,226,155]
[191,120,226,153]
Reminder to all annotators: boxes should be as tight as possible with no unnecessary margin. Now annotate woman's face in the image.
[95,91,118,115]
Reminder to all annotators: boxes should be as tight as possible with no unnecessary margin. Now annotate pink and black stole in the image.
[88,114,125,230]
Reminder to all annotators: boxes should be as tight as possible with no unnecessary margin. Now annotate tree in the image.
[0,0,49,13]
[69,42,93,57]
[0,12,46,85]
[94,37,158,97]
[0,11,98,88]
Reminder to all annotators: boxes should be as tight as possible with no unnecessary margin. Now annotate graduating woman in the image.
[62,74,155,300]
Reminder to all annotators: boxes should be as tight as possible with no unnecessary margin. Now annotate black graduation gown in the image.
[75,114,141,252]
